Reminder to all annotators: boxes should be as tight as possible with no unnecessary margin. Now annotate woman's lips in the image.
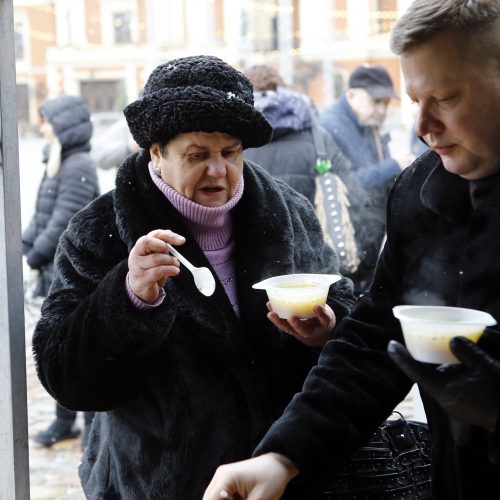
[201,186,224,193]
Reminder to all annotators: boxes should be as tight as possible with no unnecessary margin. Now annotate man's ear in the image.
[345,88,356,102]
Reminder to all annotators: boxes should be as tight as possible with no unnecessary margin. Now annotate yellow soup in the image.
[276,282,317,289]
[405,329,484,364]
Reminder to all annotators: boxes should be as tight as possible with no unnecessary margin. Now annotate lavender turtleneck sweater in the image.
[126,162,243,316]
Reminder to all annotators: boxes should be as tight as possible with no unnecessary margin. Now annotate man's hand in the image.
[128,229,185,304]
[202,453,299,500]
[267,303,337,348]
[388,338,500,442]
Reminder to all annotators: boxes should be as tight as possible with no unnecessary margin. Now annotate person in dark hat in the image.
[319,64,406,296]
[31,55,355,499]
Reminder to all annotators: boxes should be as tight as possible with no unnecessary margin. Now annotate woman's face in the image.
[149,131,244,207]
[39,118,55,145]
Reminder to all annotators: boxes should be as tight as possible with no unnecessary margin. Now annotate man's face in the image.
[402,30,500,180]
[150,131,244,207]
[347,88,390,127]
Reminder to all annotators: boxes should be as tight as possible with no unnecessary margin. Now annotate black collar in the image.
[468,171,500,210]
[420,158,471,224]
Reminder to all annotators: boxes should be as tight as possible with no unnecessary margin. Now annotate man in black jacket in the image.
[203,1,500,498]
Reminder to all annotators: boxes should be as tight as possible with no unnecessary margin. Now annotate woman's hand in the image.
[267,302,337,349]
[202,453,299,500]
[128,229,185,303]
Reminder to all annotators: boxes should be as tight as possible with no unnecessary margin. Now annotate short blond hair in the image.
[390,0,500,55]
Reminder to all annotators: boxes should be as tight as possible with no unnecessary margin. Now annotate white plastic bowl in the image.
[252,273,341,319]
[393,305,497,364]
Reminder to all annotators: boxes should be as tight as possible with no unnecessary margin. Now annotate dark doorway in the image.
[80,80,119,113]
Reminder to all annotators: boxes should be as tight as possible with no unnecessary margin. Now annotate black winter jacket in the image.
[32,151,355,499]
[22,96,99,296]
[255,151,500,499]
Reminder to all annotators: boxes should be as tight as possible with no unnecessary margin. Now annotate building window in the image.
[80,81,120,113]
[113,12,132,44]
[253,0,279,53]
[373,0,397,34]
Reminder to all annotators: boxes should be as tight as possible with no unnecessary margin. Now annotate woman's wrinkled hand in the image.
[266,302,337,349]
[128,229,185,304]
[202,453,298,500]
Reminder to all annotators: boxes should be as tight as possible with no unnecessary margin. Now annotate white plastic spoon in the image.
[167,244,216,297]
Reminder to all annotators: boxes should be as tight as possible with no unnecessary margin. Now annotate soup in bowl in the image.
[252,273,341,319]
[393,305,497,364]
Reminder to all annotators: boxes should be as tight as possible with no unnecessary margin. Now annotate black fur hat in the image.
[123,55,273,150]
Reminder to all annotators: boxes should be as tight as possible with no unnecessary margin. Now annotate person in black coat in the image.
[23,95,99,449]
[243,64,326,205]
[203,1,500,499]
[31,56,355,499]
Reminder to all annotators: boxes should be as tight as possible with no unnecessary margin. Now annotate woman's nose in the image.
[206,155,227,177]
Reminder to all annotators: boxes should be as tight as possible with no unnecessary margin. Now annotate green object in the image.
[315,158,332,175]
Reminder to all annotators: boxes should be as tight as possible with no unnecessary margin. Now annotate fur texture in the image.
[123,55,273,149]
[32,151,355,499]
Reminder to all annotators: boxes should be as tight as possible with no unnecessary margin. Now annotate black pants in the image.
[56,402,94,426]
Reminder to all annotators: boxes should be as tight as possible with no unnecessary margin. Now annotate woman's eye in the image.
[190,153,207,161]
[222,149,240,159]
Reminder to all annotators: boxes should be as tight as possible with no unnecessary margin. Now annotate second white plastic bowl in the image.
[393,305,497,364]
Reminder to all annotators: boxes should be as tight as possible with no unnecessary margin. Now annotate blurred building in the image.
[14,0,414,132]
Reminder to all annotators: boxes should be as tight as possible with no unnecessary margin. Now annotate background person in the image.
[244,64,377,290]
[319,64,405,295]
[31,55,355,499]
[203,1,500,498]
[22,95,99,449]
[91,117,139,172]
[244,63,325,205]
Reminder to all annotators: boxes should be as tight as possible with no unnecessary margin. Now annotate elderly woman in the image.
[32,55,355,499]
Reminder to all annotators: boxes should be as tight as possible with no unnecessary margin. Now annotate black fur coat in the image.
[32,150,355,499]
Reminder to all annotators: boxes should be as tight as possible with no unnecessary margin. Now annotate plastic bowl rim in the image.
[393,305,497,327]
[252,273,342,291]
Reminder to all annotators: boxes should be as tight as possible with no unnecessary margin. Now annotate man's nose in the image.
[375,102,389,114]
[374,103,388,123]
[206,154,227,177]
[415,104,443,137]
